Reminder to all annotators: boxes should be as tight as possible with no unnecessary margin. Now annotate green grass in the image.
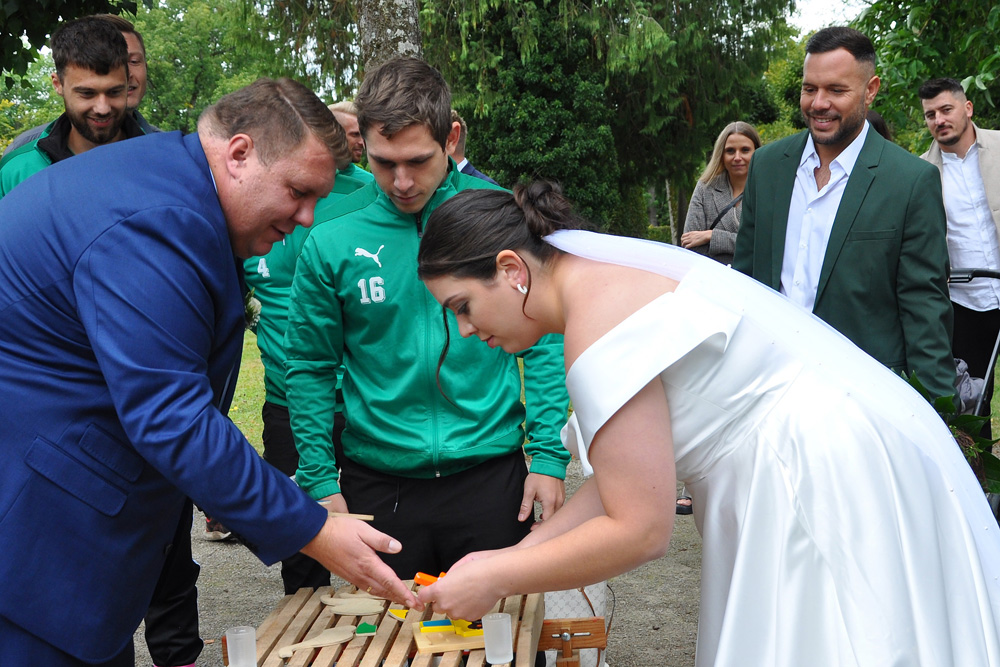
[231,332,265,454]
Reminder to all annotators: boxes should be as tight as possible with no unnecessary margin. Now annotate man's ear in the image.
[865,75,881,107]
[444,121,461,156]
[51,72,64,97]
[225,133,254,179]
[496,249,527,290]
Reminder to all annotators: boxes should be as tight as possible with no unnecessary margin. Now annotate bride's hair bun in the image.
[513,181,577,238]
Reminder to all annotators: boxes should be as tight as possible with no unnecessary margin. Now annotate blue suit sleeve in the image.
[73,207,326,564]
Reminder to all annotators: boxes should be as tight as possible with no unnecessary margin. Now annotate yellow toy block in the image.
[453,619,484,637]
[419,619,455,634]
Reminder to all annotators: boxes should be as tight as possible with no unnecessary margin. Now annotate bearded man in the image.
[732,26,955,401]
[0,16,143,197]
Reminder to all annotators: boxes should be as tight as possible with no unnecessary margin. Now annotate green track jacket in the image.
[285,164,571,498]
[244,166,373,406]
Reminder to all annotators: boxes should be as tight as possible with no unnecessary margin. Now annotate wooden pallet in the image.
[240,582,545,667]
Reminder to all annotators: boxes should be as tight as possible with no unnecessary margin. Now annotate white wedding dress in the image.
[552,230,1000,666]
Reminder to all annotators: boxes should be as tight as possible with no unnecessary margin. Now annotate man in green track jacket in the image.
[245,164,370,594]
[285,57,571,579]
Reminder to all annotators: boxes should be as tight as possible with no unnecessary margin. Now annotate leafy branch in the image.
[907,372,1000,494]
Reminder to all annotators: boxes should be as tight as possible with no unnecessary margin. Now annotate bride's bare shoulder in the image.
[562,261,677,368]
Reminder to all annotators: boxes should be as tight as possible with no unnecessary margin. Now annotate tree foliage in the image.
[435,5,622,226]
[423,0,798,191]
[1,0,136,87]
[856,0,1000,152]
[243,0,797,234]
[426,0,797,234]
[136,0,266,133]
[1,0,305,143]
[240,0,360,100]
[1,53,69,148]
[750,35,807,144]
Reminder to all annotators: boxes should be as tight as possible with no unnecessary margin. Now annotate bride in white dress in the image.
[414,182,1000,666]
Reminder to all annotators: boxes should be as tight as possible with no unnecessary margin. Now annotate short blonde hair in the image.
[328,100,358,116]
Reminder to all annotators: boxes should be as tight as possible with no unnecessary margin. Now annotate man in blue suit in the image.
[450,109,500,185]
[0,77,418,666]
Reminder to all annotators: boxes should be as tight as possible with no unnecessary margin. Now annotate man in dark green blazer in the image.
[733,26,954,400]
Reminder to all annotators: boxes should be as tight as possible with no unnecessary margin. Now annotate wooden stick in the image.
[329,512,375,521]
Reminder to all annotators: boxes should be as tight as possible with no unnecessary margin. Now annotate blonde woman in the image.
[680,121,761,265]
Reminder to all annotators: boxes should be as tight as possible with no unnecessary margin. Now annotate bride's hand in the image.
[417,558,502,621]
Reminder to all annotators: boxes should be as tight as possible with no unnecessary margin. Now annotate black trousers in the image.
[261,401,338,593]
[143,499,202,666]
[339,449,533,579]
[953,302,1000,432]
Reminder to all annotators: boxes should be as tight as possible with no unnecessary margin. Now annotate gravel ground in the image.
[133,462,701,666]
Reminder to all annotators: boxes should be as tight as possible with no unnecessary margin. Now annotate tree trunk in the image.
[358,0,422,72]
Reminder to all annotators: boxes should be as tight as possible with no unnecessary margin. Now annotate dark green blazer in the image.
[733,129,955,400]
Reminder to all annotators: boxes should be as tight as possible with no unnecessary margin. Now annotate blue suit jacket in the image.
[460,160,500,186]
[0,131,326,661]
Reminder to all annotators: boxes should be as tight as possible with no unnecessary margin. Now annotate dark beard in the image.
[936,128,963,147]
[802,105,867,147]
[66,110,124,146]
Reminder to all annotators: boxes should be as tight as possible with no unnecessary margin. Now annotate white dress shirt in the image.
[780,121,871,311]
[455,157,469,172]
[941,142,1000,311]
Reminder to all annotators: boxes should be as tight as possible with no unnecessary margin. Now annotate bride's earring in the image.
[517,284,528,294]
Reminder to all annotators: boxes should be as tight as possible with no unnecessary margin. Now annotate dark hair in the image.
[51,16,128,81]
[199,77,351,168]
[418,181,587,282]
[805,26,876,73]
[866,110,893,142]
[419,181,588,389]
[356,57,453,149]
[919,77,966,100]
[94,13,145,55]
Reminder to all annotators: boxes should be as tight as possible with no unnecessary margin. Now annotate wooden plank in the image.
[410,648,438,667]
[357,604,405,667]
[261,589,329,667]
[282,603,339,667]
[256,588,318,666]
[255,591,298,638]
[254,585,548,667]
[357,581,416,667]
[383,604,431,667]
[306,616,357,667]
[334,612,381,667]
[516,593,546,665]
[438,649,467,667]
[466,650,487,667]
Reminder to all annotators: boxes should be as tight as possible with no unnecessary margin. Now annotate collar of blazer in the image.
[921,124,1000,229]
[769,129,885,304]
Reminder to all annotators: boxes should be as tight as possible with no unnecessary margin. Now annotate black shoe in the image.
[676,494,693,516]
